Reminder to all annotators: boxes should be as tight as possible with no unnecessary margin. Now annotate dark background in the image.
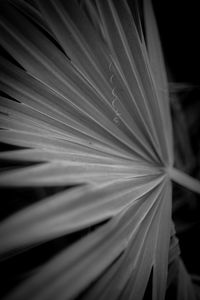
[153,0,200,84]
[153,0,200,277]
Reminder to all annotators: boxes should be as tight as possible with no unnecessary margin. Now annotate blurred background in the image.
[153,0,200,278]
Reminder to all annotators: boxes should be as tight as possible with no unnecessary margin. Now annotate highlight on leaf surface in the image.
[0,0,200,300]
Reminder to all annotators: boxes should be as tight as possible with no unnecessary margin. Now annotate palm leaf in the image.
[0,0,200,299]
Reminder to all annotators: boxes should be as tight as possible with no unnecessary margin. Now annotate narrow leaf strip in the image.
[144,0,174,165]
[0,149,133,165]
[168,167,200,194]
[0,159,162,187]
[152,180,172,300]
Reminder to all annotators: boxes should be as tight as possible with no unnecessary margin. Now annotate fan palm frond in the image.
[0,0,200,299]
